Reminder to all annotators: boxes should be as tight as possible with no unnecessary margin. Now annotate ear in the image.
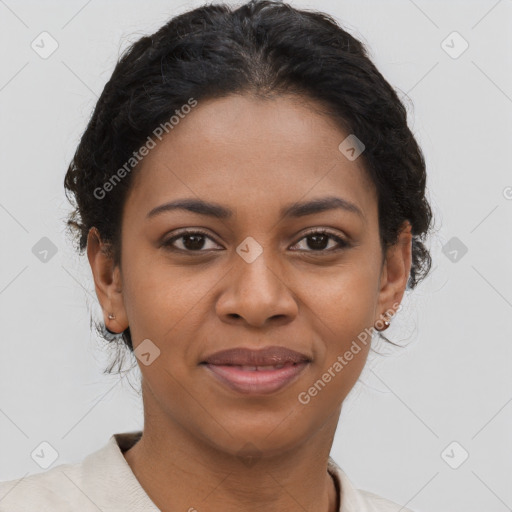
[86,227,129,334]
[375,221,413,323]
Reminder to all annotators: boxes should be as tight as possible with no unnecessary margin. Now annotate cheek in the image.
[120,246,215,353]
[298,257,379,393]
[298,255,380,333]
[119,245,174,341]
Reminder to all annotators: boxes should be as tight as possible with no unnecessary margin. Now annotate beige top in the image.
[0,431,414,512]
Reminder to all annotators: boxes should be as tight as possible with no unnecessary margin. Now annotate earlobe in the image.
[376,221,413,322]
[86,227,129,334]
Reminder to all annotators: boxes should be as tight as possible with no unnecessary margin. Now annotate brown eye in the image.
[162,230,222,252]
[291,229,349,252]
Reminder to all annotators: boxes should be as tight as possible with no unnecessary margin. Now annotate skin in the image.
[87,93,412,512]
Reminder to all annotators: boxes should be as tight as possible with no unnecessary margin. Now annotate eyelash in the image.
[162,228,350,254]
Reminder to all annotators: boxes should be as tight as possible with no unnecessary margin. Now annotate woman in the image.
[0,1,432,510]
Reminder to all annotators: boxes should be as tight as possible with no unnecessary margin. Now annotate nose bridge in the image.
[216,235,297,325]
[235,235,283,296]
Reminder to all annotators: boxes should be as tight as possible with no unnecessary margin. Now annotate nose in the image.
[215,248,298,328]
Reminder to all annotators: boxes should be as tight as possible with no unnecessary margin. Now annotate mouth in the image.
[201,361,310,395]
[200,346,312,395]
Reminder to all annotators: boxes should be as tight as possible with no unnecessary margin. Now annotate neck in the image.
[123,402,341,512]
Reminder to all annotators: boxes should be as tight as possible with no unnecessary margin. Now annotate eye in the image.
[162,229,222,252]
[162,228,350,254]
[290,229,349,253]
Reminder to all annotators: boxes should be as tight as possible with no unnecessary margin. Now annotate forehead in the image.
[126,94,377,223]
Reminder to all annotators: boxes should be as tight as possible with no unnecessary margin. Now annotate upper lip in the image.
[201,346,312,366]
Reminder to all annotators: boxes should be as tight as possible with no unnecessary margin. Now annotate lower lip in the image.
[202,362,309,395]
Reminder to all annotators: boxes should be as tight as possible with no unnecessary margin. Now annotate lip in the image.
[201,346,311,366]
[200,346,312,395]
[203,361,310,395]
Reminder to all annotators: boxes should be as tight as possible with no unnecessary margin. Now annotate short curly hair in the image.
[64,0,433,368]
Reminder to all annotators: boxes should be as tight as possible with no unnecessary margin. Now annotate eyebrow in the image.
[146,196,364,221]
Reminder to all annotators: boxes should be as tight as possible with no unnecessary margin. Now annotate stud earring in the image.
[108,313,116,320]
[374,317,391,331]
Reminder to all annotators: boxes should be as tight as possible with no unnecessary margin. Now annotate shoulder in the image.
[0,461,92,512]
[358,489,415,512]
[327,457,416,512]
[0,431,155,512]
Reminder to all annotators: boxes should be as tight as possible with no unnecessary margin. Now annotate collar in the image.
[80,431,393,512]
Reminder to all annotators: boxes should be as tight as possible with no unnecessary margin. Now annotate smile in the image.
[202,361,310,395]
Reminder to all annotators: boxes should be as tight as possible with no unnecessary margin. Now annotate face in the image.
[88,94,411,457]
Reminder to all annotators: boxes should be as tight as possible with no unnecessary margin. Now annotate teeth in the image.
[237,364,287,371]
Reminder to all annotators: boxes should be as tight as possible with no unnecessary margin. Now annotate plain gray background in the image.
[1,1,511,511]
